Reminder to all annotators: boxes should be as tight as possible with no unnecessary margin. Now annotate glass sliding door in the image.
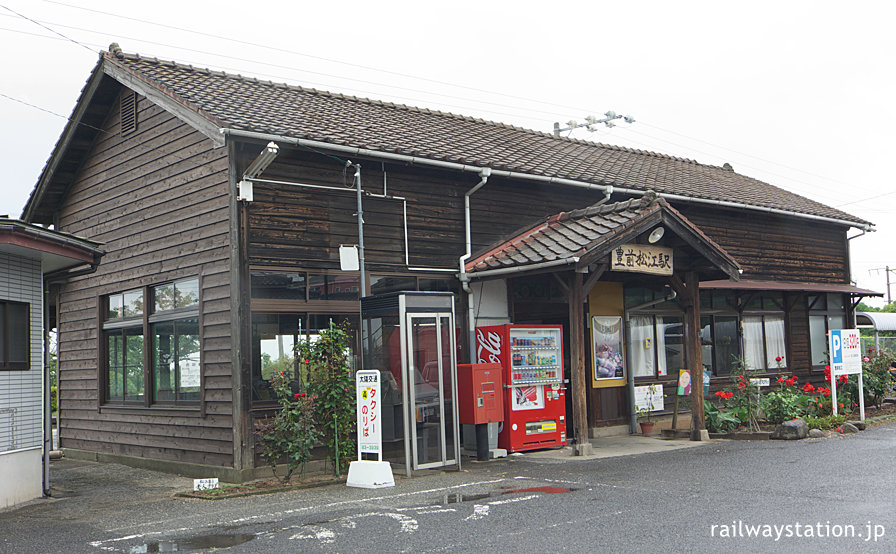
[406,313,457,470]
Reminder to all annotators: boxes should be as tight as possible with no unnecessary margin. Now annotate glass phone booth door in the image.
[360,291,460,477]
[406,314,457,470]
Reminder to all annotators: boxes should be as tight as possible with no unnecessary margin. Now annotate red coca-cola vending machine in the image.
[475,324,566,452]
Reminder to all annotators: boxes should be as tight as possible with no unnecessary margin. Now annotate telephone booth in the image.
[360,292,460,476]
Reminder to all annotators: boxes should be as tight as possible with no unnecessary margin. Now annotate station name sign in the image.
[611,244,673,275]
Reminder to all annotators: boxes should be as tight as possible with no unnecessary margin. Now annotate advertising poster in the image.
[634,384,664,412]
[512,385,544,411]
[677,369,691,396]
[592,316,625,380]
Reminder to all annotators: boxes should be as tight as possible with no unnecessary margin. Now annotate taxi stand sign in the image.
[356,370,382,457]
[828,329,864,421]
[346,370,395,489]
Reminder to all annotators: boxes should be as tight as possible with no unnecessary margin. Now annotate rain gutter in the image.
[220,128,873,232]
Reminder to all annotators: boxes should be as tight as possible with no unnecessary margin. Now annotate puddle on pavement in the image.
[503,486,576,494]
[436,492,494,505]
[432,486,576,506]
[129,533,254,552]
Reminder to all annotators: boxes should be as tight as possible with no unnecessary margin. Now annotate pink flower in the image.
[863,356,870,362]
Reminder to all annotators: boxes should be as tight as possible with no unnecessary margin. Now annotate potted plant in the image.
[637,408,656,435]
[637,383,658,434]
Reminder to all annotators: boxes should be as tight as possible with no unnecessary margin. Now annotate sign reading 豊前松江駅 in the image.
[828,328,864,419]
[611,244,673,276]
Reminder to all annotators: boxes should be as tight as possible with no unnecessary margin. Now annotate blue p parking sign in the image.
[830,330,843,364]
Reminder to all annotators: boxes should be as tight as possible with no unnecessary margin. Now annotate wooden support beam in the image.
[669,274,689,304]
[567,271,592,455]
[684,271,708,441]
[583,262,608,294]
[552,272,570,296]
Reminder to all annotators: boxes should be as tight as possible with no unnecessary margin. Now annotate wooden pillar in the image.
[684,271,708,441]
[568,272,592,455]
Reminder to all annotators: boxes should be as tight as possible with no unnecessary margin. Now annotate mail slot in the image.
[457,363,504,425]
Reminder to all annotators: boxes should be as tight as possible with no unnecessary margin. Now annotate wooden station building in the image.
[21,44,878,478]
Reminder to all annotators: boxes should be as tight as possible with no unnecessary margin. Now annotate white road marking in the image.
[289,525,336,543]
[464,504,490,521]
[486,494,539,505]
[92,478,507,550]
[288,512,418,544]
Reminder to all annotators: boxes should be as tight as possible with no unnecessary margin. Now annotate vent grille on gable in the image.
[120,90,137,136]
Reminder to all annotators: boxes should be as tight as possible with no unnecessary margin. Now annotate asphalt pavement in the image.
[1,425,894,552]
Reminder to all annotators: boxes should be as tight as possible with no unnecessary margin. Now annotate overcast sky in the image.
[2,1,893,305]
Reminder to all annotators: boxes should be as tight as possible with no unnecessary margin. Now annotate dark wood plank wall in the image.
[242,148,849,425]
[244,146,603,270]
[55,90,235,467]
[678,206,849,283]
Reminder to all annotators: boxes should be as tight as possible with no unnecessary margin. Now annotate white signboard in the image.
[355,370,382,457]
[828,329,862,376]
[634,384,664,412]
[611,244,673,276]
[193,478,219,491]
[750,378,770,388]
[829,328,865,420]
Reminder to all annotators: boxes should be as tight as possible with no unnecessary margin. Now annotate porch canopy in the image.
[465,193,741,451]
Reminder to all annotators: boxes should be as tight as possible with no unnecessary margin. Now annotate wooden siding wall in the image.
[55,91,234,467]
[678,206,849,283]
[244,146,601,270]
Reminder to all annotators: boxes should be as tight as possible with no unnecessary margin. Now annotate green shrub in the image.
[760,390,804,424]
[704,402,740,433]
[804,414,847,430]
[840,349,896,409]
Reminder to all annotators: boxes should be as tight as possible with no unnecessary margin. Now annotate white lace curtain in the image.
[743,314,785,369]
[628,316,667,377]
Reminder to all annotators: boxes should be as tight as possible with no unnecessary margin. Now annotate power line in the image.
[5,2,892,219]
[41,0,593,115]
[0,3,94,54]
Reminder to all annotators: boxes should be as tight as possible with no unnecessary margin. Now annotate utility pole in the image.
[870,266,896,305]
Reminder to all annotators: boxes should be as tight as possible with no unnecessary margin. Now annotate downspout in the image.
[459,168,491,363]
[43,259,100,497]
[626,289,677,434]
[221,128,874,233]
[594,185,614,207]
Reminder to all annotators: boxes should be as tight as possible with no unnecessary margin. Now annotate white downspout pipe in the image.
[220,128,874,233]
[459,168,491,363]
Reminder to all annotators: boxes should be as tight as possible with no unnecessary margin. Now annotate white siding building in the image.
[0,219,101,510]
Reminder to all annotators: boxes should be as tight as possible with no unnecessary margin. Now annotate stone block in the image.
[771,419,809,440]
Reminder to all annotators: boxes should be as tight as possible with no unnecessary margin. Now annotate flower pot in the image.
[639,421,656,435]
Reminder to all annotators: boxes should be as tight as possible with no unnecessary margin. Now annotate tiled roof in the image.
[77,48,874,226]
[466,194,740,276]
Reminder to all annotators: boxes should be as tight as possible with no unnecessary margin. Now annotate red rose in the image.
[802,383,815,393]
[775,356,783,362]
[777,377,786,383]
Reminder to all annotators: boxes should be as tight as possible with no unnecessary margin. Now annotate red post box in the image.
[457,363,504,425]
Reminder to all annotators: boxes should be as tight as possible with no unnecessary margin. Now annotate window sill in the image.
[100,405,201,417]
